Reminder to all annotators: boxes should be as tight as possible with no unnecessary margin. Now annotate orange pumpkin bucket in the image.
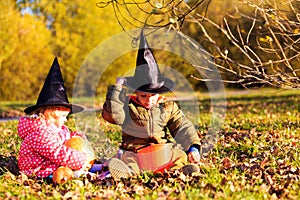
[136,143,174,172]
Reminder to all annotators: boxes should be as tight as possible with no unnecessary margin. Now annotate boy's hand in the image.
[188,151,200,163]
[187,146,200,163]
[116,77,126,86]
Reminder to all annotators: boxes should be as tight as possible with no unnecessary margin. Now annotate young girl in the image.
[102,32,201,180]
[18,58,95,183]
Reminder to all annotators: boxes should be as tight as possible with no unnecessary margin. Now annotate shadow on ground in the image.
[0,155,20,176]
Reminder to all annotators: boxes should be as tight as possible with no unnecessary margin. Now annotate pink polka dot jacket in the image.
[17,116,87,178]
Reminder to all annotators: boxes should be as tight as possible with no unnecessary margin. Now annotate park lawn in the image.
[0,88,299,199]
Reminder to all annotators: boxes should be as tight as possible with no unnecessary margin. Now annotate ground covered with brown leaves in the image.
[0,89,299,199]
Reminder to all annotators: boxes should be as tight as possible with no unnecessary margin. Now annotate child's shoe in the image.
[108,158,133,180]
[181,163,200,175]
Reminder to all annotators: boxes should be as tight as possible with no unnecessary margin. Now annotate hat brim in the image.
[24,103,84,115]
[124,77,174,94]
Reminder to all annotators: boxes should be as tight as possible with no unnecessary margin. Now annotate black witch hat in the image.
[124,31,174,94]
[24,57,84,115]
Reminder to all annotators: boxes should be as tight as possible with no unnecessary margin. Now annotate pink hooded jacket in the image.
[17,116,87,178]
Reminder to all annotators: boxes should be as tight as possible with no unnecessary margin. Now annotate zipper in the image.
[148,109,153,138]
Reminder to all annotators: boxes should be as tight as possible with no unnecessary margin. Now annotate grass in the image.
[0,88,299,199]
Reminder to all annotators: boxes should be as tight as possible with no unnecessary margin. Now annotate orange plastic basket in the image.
[136,143,174,172]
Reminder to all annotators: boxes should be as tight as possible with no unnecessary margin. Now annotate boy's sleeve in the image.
[166,102,201,152]
[102,84,127,125]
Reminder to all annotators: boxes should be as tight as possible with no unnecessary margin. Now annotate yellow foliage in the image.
[0,0,123,100]
[0,0,53,100]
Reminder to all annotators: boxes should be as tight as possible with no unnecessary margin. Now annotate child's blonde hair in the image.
[31,106,70,120]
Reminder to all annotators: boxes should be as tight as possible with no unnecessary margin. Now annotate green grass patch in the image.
[0,88,300,199]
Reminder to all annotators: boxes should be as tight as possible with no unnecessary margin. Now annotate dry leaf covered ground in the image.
[0,88,299,199]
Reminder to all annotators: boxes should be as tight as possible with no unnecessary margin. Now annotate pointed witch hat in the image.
[124,31,174,94]
[24,57,84,114]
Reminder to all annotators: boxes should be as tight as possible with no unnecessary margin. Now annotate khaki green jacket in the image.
[102,85,201,152]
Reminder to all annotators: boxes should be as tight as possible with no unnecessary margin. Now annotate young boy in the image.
[102,32,201,180]
[18,58,96,183]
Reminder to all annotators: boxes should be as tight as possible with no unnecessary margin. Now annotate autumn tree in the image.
[17,0,126,97]
[0,0,129,100]
[96,0,300,89]
[0,0,53,100]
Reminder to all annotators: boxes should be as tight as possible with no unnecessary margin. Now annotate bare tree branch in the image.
[97,0,300,89]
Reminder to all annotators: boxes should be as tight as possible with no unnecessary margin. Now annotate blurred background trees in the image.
[1,0,299,101]
[0,0,52,100]
[1,0,123,101]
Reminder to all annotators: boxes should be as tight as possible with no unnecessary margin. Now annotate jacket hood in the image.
[18,116,44,140]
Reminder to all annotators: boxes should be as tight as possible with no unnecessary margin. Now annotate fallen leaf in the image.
[222,157,231,169]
